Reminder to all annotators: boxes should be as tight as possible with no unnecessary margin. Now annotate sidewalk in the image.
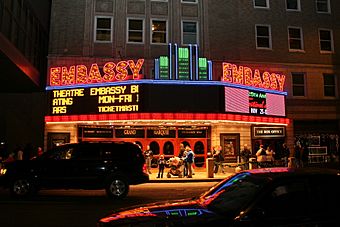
[148,167,234,183]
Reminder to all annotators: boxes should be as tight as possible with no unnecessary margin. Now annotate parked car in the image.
[0,142,149,199]
[98,167,340,226]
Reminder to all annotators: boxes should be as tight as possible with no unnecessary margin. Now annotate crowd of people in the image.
[253,143,310,168]
[0,144,44,166]
[141,141,311,179]
[143,143,195,178]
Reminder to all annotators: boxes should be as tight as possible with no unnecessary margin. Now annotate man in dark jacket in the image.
[185,145,194,178]
[240,144,251,169]
[281,143,290,167]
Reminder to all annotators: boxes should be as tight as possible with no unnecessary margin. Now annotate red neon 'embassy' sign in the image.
[222,62,286,92]
[49,59,144,86]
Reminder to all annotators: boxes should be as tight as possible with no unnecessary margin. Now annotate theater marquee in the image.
[48,84,140,115]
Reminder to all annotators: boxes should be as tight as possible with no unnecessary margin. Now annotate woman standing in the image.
[143,145,153,174]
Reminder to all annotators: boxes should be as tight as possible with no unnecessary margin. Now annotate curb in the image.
[148,178,224,183]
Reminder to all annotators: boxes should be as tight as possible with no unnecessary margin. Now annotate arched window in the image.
[149,141,160,155]
[194,141,205,167]
[163,141,174,156]
[194,141,204,155]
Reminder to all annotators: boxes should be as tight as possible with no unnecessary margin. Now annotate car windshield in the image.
[199,172,269,215]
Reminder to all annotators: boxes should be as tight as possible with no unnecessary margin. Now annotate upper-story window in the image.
[255,25,272,49]
[319,29,334,53]
[288,27,304,51]
[127,18,144,44]
[316,0,331,13]
[181,0,198,3]
[286,0,301,11]
[151,20,167,44]
[323,74,336,97]
[94,16,112,42]
[254,0,269,8]
[182,21,198,45]
[291,72,305,97]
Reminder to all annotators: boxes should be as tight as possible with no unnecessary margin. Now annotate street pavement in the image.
[0,182,217,227]
[0,166,232,227]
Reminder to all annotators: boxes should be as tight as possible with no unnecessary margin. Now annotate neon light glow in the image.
[178,47,190,80]
[195,44,199,80]
[159,56,169,79]
[189,44,193,80]
[222,62,286,92]
[249,91,266,115]
[49,59,144,86]
[45,113,290,125]
[170,43,174,80]
[199,58,208,80]
[49,85,140,115]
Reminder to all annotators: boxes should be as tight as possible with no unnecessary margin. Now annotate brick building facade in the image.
[45,0,339,165]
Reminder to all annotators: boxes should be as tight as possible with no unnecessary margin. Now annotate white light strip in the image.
[46,119,288,126]
[169,43,172,80]
[154,59,159,79]
[195,44,199,81]
[189,44,193,80]
[208,60,213,81]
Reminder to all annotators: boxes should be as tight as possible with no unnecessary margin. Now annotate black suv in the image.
[0,142,149,199]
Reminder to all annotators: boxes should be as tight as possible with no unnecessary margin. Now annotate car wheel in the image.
[105,177,129,199]
[10,178,34,198]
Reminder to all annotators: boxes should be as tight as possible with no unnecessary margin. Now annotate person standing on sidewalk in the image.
[281,143,290,167]
[182,145,188,177]
[240,144,251,170]
[185,145,195,178]
[144,145,153,174]
[157,155,166,178]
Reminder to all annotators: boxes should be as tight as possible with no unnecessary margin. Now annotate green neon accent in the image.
[187,211,198,216]
[160,56,168,67]
[159,56,169,80]
[178,48,189,59]
[198,57,208,80]
[178,48,189,80]
[199,58,207,68]
[170,211,180,216]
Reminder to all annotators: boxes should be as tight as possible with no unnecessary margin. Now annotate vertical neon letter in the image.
[50,67,61,86]
[128,59,144,80]
[61,66,75,85]
[222,63,233,82]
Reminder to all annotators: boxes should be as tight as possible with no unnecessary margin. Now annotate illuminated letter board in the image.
[198,58,208,80]
[249,91,266,115]
[48,84,140,115]
[159,56,169,80]
[178,47,189,80]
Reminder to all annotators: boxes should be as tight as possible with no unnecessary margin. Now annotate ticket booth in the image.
[251,126,286,159]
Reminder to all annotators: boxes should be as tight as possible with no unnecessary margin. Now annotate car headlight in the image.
[0,168,7,175]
